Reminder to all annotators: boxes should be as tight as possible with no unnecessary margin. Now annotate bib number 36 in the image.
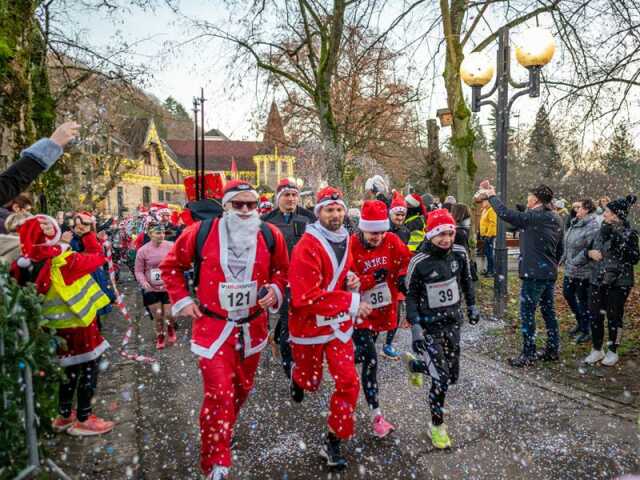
[364,283,392,309]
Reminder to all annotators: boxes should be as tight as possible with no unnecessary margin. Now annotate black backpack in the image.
[193,218,275,287]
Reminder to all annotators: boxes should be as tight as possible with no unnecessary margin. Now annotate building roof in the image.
[120,118,152,155]
[263,101,286,147]
[165,139,266,171]
[204,128,228,140]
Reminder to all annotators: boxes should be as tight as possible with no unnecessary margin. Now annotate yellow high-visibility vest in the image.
[405,214,426,252]
[42,251,110,329]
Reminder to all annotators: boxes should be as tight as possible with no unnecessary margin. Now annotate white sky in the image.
[66,0,635,146]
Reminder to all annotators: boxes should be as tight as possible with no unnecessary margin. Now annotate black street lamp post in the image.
[461,26,555,319]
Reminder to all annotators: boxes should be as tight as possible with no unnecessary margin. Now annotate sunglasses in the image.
[231,201,258,210]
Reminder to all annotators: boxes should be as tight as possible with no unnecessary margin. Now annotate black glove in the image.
[411,324,427,355]
[373,269,388,283]
[467,305,481,325]
[396,275,407,295]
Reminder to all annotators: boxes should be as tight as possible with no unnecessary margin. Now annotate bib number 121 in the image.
[227,291,251,308]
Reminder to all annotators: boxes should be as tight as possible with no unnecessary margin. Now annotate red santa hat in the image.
[426,208,456,240]
[275,178,300,206]
[390,191,407,214]
[259,195,273,213]
[314,187,346,216]
[75,211,96,223]
[221,180,259,206]
[358,200,390,232]
[16,215,62,268]
[405,193,428,218]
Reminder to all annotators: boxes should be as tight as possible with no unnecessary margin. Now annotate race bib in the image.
[426,277,460,308]
[364,282,392,309]
[149,268,163,286]
[316,311,351,327]
[219,281,258,312]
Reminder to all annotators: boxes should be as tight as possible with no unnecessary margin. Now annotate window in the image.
[142,186,151,206]
[117,187,124,216]
[270,161,277,173]
[165,192,172,202]
[158,190,165,201]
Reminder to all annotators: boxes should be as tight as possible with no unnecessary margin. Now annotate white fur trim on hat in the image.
[222,189,259,206]
[425,223,455,240]
[358,218,390,232]
[275,186,299,206]
[390,205,407,214]
[314,198,346,216]
[36,214,61,246]
[405,194,420,208]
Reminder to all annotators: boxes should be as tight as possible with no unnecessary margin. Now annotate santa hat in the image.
[405,193,428,218]
[390,191,407,214]
[259,195,273,212]
[314,187,346,216]
[359,200,390,232]
[426,209,456,240]
[16,215,62,268]
[275,178,300,206]
[75,211,95,223]
[221,180,259,206]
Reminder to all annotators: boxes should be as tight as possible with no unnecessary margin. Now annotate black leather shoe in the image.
[536,349,560,362]
[320,433,347,470]
[290,378,304,403]
[508,354,536,368]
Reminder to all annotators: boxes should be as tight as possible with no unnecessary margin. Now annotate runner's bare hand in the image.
[50,121,80,148]
[258,287,277,309]
[180,302,202,319]
[346,272,361,291]
[60,231,73,243]
[357,301,373,318]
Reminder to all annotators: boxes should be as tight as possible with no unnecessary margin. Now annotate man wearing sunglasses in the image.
[159,180,289,480]
[262,179,316,378]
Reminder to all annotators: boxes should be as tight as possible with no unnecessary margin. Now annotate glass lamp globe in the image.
[515,27,556,67]
[460,52,495,87]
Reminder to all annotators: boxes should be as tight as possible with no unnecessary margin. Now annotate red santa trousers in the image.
[291,338,359,439]
[198,340,261,473]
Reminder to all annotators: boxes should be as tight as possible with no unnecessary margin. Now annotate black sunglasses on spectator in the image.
[231,200,258,210]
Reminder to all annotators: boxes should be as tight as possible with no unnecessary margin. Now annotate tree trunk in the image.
[0,1,39,166]
[444,57,476,203]
[316,89,345,189]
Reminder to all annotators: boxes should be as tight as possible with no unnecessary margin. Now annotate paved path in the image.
[52,279,640,479]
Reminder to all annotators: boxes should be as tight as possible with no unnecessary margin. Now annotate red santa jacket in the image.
[159,218,289,359]
[350,232,411,332]
[289,224,360,345]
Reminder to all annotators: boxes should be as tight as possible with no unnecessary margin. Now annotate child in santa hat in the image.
[350,200,411,438]
[13,215,114,436]
[403,208,480,449]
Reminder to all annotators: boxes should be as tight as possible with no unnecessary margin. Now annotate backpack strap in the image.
[194,218,215,288]
[259,222,275,254]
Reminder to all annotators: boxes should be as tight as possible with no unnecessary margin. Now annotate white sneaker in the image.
[584,349,605,364]
[601,351,619,366]
[206,466,229,480]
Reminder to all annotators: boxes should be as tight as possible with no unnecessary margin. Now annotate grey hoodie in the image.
[562,214,600,279]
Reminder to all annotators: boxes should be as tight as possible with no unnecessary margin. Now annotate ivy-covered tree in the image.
[164,96,190,121]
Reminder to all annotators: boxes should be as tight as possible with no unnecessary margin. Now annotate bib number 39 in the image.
[426,277,460,308]
[219,281,258,312]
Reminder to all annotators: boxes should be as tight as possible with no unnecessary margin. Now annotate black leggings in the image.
[59,359,100,421]
[353,329,379,410]
[411,321,461,426]
[589,284,630,352]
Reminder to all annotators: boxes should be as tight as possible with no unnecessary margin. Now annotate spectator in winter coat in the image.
[479,182,564,368]
[0,122,79,206]
[584,195,640,367]
[561,199,599,344]
[479,197,497,276]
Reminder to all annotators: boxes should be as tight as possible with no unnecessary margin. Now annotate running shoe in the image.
[67,415,114,436]
[428,423,452,449]
[206,466,229,480]
[373,415,395,438]
[167,326,177,345]
[402,352,423,387]
[508,354,536,368]
[602,350,619,367]
[382,344,401,360]
[52,410,76,433]
[584,349,605,365]
[156,334,166,350]
[320,434,347,470]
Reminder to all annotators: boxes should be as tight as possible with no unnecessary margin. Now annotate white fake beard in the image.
[225,210,261,250]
